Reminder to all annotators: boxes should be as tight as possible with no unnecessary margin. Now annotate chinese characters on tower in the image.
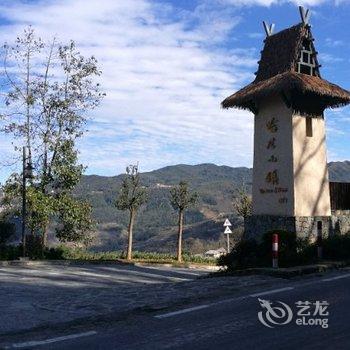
[260,117,288,203]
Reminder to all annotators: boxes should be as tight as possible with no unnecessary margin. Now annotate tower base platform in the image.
[244,212,350,241]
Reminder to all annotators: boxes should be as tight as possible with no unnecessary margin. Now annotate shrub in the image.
[322,233,350,260]
[218,239,261,270]
[44,246,71,260]
[201,195,217,206]
[0,222,16,245]
[26,235,44,260]
[0,221,19,261]
[218,230,314,270]
[41,247,216,264]
[44,246,119,260]
[0,245,21,260]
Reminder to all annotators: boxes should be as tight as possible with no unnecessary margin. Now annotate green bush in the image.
[41,246,216,264]
[0,222,16,245]
[0,221,19,261]
[26,235,44,260]
[219,230,314,270]
[0,245,21,260]
[218,239,261,269]
[322,233,350,260]
[183,254,216,264]
[44,246,70,260]
[44,246,118,260]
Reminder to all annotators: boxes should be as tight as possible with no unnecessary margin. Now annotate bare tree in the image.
[115,164,147,261]
[232,186,252,219]
[170,181,198,262]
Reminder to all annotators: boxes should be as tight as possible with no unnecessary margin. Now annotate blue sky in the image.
[1,0,350,182]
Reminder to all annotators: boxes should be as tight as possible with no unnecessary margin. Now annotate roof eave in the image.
[221,73,350,112]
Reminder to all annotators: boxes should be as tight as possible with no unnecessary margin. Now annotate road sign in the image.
[224,226,232,234]
[223,219,232,227]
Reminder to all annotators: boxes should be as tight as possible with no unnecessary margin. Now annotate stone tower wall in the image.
[292,114,331,216]
[252,95,331,217]
[252,96,295,216]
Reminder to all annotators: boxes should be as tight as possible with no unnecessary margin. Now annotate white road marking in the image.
[155,305,210,319]
[154,271,350,319]
[214,295,249,306]
[8,331,97,348]
[249,287,294,297]
[322,273,350,282]
[154,288,295,319]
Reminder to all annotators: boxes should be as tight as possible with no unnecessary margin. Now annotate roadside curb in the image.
[213,260,350,279]
[0,259,219,271]
[0,259,132,267]
[134,262,220,271]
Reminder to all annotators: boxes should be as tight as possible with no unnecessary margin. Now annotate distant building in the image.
[204,248,226,258]
[155,183,172,189]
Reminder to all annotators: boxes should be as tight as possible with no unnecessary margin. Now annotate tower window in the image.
[300,64,312,75]
[302,51,309,63]
[306,117,313,137]
[296,38,319,76]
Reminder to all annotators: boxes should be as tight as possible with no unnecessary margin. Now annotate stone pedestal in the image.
[244,213,350,242]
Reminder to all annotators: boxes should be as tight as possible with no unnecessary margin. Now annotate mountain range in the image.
[73,161,350,254]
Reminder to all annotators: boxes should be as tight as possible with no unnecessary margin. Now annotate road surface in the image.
[2,268,350,349]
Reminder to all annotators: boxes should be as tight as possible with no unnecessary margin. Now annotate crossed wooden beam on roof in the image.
[299,6,311,25]
[262,6,311,37]
[263,21,275,37]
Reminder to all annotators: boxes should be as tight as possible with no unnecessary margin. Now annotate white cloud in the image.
[222,0,278,5]
[0,0,257,179]
[335,0,350,5]
[289,0,327,5]
[221,0,329,7]
[325,38,345,47]
[318,52,344,63]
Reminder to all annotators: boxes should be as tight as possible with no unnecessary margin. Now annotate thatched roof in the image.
[222,23,350,114]
[222,71,350,114]
[255,24,311,82]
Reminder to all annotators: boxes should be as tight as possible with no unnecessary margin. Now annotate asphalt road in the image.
[0,263,217,336]
[4,270,350,350]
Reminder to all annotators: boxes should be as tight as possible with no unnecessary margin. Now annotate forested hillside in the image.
[73,164,251,253]
[72,162,350,254]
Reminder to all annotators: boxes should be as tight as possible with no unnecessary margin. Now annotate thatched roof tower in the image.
[222,10,350,115]
[225,7,350,240]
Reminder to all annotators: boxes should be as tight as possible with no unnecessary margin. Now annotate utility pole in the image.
[21,146,27,257]
[21,146,33,258]
[226,232,230,254]
[223,218,232,254]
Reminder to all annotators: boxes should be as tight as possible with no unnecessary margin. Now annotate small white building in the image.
[204,248,226,258]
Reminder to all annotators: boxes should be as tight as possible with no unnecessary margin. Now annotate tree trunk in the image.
[177,210,184,262]
[42,224,49,248]
[127,209,135,261]
[25,46,33,171]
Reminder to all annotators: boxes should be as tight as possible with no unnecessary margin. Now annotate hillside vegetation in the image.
[70,162,350,254]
